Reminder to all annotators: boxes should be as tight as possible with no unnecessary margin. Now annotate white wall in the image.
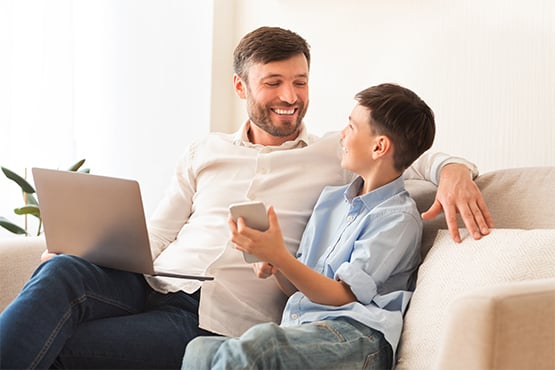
[2,0,553,238]
[0,1,214,237]
[217,0,555,173]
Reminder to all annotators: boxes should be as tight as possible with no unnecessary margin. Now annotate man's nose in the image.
[279,84,297,104]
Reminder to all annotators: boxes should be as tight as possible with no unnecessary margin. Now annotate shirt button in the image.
[347,215,354,222]
[291,313,298,320]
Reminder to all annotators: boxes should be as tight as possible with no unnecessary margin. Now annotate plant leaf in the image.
[14,204,41,218]
[0,216,27,235]
[68,159,86,172]
[1,167,36,193]
[25,193,39,205]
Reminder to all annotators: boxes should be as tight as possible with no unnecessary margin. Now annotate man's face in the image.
[235,54,309,139]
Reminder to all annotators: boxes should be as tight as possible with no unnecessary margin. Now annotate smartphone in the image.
[229,201,269,263]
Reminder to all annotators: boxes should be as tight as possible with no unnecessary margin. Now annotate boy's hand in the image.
[228,206,289,265]
[252,261,278,279]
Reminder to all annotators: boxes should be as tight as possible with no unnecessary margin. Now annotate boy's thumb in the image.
[267,205,278,225]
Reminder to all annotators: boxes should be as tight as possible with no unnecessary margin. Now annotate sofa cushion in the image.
[395,228,555,370]
[405,166,555,258]
[475,167,555,229]
[0,236,45,311]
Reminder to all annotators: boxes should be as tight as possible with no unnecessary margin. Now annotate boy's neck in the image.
[358,164,402,195]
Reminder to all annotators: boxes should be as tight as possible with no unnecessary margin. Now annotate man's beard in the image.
[247,100,307,138]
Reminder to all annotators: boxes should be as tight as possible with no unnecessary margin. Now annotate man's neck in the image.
[247,122,301,146]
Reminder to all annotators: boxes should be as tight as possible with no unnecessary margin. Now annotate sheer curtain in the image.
[0,0,215,237]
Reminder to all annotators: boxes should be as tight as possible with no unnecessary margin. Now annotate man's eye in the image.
[265,82,280,87]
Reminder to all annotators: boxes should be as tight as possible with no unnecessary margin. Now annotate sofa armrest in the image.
[435,278,555,370]
[0,236,45,312]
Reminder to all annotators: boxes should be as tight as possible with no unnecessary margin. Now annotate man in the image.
[0,27,492,369]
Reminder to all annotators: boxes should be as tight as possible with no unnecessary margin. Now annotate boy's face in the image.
[234,53,309,139]
[340,104,376,174]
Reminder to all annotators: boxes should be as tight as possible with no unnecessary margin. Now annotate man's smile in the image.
[271,107,297,116]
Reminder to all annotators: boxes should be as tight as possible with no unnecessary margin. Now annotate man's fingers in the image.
[458,202,482,240]
[442,203,462,243]
[421,200,442,220]
[467,200,493,237]
[477,197,495,230]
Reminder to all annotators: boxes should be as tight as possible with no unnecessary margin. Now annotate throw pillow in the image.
[395,228,555,370]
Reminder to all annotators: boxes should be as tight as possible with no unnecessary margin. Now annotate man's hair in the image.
[233,26,311,82]
[355,83,436,172]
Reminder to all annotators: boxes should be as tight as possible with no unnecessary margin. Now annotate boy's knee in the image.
[241,322,282,343]
[182,337,224,370]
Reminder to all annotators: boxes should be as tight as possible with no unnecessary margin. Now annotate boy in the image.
[181,82,436,369]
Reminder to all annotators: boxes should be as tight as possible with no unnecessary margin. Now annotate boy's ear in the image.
[234,74,247,99]
[371,135,392,159]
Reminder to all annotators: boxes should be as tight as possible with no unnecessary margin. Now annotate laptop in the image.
[32,167,213,281]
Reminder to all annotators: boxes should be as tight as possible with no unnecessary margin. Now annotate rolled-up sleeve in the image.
[334,211,421,305]
[404,151,479,185]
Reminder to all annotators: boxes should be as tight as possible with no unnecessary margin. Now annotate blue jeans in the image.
[182,318,393,370]
[0,254,214,369]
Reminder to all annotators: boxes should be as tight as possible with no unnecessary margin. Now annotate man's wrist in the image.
[439,160,479,181]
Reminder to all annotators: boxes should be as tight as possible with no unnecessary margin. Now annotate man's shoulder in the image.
[304,130,341,144]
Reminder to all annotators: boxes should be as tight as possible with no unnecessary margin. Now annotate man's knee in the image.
[30,254,102,293]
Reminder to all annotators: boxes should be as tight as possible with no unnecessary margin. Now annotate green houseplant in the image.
[0,159,89,236]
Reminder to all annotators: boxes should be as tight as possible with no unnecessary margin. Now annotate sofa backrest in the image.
[406,166,555,258]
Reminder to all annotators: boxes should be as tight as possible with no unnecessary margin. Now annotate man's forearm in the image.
[403,151,479,185]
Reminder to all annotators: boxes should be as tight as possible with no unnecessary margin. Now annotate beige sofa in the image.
[1,166,554,369]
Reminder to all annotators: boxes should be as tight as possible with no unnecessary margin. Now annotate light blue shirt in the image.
[281,175,422,356]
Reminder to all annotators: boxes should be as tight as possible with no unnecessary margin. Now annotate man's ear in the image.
[233,74,247,99]
[371,135,392,159]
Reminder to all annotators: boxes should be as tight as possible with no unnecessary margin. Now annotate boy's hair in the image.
[233,27,311,82]
[355,83,436,172]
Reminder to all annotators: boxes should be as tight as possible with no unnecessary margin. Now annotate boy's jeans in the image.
[0,254,210,369]
[182,318,392,370]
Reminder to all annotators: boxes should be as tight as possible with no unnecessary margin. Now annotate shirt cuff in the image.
[335,262,377,305]
[432,153,479,185]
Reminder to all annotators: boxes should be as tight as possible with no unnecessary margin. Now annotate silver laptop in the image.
[32,167,213,281]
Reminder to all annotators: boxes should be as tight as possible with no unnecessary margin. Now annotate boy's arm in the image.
[251,262,298,297]
[273,270,298,297]
[334,212,422,306]
[270,251,357,306]
[230,207,356,306]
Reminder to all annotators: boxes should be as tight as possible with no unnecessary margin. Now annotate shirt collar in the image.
[232,121,309,149]
[345,175,405,210]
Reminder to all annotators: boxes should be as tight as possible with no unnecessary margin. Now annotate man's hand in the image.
[40,249,58,262]
[421,163,494,243]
